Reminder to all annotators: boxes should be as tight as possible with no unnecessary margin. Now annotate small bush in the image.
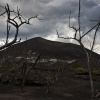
[92,69,100,75]
[9,67,17,73]
[45,76,52,82]
[75,67,86,73]
[44,71,52,81]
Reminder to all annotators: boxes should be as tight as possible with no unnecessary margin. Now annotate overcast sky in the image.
[0,0,100,53]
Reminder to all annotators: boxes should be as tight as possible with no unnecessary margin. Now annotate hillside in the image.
[0,37,100,60]
[0,37,100,100]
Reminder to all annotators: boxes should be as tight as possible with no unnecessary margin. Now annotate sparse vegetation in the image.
[9,67,17,73]
[92,68,100,75]
[75,67,87,74]
[44,71,52,93]
[0,0,99,100]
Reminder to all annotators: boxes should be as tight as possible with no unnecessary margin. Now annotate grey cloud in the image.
[0,0,100,50]
[82,0,97,8]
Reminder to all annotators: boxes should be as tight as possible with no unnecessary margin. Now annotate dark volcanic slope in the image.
[0,37,100,59]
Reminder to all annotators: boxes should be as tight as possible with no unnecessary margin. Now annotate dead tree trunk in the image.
[57,0,100,97]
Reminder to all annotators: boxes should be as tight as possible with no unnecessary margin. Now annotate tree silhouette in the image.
[0,3,41,50]
[57,0,100,97]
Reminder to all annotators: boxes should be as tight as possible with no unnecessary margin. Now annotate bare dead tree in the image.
[57,0,100,98]
[0,3,41,50]
[21,53,41,92]
[0,3,43,92]
[8,51,41,92]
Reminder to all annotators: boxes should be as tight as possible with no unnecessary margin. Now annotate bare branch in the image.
[0,3,40,50]
[78,0,81,38]
[90,24,100,54]
[81,22,100,39]
[89,19,99,22]
[56,30,79,42]
[69,11,78,38]
[0,11,6,17]
[0,5,5,9]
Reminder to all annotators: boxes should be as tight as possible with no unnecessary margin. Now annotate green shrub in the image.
[92,69,100,75]
[44,71,52,82]
[75,67,86,73]
[45,76,52,81]
[9,67,17,73]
